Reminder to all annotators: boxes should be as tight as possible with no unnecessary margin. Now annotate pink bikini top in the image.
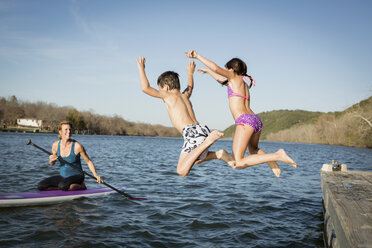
[227,76,255,100]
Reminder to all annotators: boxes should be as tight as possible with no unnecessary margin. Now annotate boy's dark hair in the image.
[157,71,180,90]
[223,58,253,88]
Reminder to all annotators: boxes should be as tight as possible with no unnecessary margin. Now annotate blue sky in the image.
[1,0,371,130]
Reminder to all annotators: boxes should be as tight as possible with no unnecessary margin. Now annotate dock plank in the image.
[321,170,372,248]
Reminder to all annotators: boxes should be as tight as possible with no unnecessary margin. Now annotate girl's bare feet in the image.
[216,149,236,168]
[277,149,297,168]
[256,148,281,177]
[268,162,281,178]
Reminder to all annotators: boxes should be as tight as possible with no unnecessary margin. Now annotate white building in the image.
[17,119,42,128]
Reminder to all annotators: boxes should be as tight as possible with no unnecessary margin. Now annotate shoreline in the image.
[1,127,370,149]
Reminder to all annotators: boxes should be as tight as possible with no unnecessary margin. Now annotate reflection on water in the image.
[42,203,85,231]
[0,132,371,247]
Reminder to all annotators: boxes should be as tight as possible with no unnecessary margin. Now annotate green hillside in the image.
[223,96,372,148]
[223,110,322,139]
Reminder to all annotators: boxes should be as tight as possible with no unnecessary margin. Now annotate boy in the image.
[136,56,235,177]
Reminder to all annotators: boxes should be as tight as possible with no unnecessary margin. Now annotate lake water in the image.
[0,132,371,248]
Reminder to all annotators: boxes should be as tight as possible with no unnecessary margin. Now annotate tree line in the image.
[0,96,179,137]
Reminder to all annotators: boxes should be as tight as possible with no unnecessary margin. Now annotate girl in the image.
[185,50,296,177]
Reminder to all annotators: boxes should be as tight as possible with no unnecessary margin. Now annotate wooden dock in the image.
[321,161,372,248]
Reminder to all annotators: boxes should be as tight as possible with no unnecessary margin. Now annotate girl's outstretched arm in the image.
[198,68,227,84]
[185,50,234,79]
[136,56,164,98]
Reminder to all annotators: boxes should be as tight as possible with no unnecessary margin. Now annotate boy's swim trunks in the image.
[181,124,210,160]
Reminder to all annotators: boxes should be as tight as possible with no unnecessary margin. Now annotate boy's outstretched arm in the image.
[136,56,163,98]
[183,60,195,98]
[185,50,234,80]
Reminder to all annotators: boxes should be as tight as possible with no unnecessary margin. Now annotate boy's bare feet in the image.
[277,149,297,168]
[205,130,224,145]
[216,149,236,168]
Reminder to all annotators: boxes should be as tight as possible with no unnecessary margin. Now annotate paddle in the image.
[27,139,147,201]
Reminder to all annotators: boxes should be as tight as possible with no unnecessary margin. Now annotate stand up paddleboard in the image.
[0,188,115,207]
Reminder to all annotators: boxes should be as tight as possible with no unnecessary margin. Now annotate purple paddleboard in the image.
[0,188,115,207]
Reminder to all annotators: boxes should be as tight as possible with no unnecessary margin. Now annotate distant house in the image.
[17,119,42,128]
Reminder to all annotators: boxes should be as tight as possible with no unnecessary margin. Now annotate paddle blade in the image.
[131,197,148,201]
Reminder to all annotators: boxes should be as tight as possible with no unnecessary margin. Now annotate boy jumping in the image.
[136,56,235,177]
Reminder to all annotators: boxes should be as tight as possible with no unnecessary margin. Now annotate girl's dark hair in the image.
[223,58,254,88]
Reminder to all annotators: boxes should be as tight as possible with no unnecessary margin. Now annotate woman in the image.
[38,121,103,191]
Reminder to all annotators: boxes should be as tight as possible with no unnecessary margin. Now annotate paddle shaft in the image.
[27,139,144,200]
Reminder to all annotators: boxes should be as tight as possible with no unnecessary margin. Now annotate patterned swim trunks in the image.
[235,114,263,134]
[181,124,210,160]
